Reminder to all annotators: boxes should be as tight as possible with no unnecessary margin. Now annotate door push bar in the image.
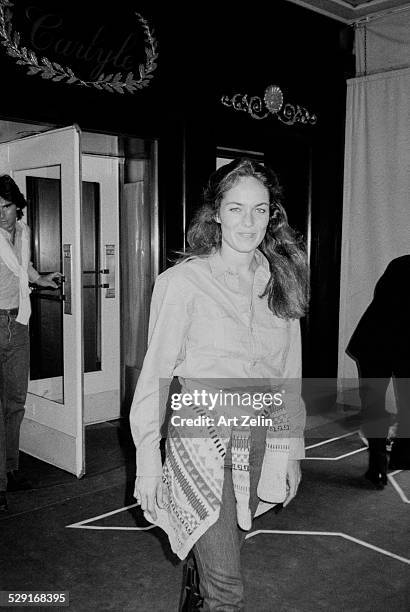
[62,243,116,313]
[62,244,72,315]
[100,244,115,299]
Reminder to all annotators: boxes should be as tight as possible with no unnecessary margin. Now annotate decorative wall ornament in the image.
[0,0,158,94]
[221,85,317,125]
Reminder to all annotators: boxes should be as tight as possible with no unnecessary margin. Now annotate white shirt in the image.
[130,250,306,477]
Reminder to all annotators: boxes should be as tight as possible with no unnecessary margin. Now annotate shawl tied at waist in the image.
[0,220,31,325]
[143,401,290,560]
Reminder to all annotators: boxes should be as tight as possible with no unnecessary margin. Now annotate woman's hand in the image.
[284,459,301,507]
[134,476,166,521]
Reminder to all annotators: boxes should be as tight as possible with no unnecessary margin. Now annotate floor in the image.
[1,413,409,612]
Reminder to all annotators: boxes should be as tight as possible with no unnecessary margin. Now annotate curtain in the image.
[355,9,410,76]
[338,67,410,409]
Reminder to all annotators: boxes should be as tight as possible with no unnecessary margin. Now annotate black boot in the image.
[365,438,388,489]
[178,554,203,611]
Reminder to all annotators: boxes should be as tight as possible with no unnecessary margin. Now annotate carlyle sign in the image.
[0,0,158,94]
[27,7,139,81]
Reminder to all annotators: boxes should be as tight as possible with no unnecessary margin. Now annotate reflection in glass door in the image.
[27,176,64,396]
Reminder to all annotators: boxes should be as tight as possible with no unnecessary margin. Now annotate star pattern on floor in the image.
[66,431,410,567]
[66,509,410,565]
[388,470,410,504]
[305,430,368,460]
[305,430,410,504]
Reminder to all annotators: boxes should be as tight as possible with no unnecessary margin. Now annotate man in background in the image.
[0,174,62,512]
[347,255,410,488]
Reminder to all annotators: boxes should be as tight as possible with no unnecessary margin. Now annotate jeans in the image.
[0,312,30,491]
[193,425,267,611]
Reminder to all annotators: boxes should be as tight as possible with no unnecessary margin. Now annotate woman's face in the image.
[216,176,270,254]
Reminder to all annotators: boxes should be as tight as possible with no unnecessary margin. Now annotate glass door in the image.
[81,155,120,424]
[0,126,84,477]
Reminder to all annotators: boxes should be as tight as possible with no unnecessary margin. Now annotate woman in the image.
[130,158,308,610]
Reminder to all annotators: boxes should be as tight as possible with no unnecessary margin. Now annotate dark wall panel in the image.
[0,0,353,393]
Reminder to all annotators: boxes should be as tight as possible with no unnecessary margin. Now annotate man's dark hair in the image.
[0,174,27,220]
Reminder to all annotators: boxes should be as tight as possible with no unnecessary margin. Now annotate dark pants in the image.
[0,312,30,491]
[357,360,410,440]
[193,426,266,611]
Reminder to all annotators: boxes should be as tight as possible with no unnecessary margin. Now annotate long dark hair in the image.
[180,157,309,319]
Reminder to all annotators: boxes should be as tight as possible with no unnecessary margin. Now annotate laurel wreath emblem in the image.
[0,0,158,94]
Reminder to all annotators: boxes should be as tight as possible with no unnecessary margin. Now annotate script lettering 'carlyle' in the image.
[25,6,138,79]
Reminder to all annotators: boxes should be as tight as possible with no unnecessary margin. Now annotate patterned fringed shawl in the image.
[143,404,290,560]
